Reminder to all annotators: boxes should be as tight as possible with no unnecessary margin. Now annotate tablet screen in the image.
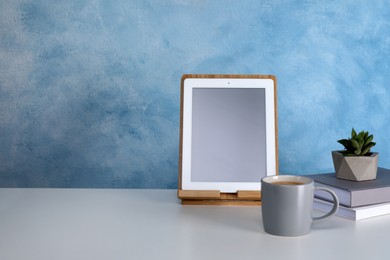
[191,88,266,182]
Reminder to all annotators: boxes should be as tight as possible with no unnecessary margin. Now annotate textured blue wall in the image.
[1,0,390,188]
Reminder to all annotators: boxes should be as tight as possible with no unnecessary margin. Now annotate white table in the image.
[0,188,389,260]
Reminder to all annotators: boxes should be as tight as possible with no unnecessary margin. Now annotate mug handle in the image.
[312,187,339,224]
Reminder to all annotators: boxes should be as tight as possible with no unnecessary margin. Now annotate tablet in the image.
[179,75,277,193]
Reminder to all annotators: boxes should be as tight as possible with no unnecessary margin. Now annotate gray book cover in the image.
[310,167,390,191]
[307,167,390,207]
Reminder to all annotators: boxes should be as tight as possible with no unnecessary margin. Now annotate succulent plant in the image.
[337,128,376,156]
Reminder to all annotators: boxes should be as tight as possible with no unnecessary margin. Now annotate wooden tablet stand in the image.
[177,189,261,205]
[177,74,278,206]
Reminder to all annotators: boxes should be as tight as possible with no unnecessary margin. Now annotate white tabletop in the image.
[0,188,389,260]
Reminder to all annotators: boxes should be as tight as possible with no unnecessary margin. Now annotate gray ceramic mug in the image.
[261,175,339,237]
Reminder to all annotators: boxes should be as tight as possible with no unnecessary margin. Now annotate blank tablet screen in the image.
[191,88,266,182]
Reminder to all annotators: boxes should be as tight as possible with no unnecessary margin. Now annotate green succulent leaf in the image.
[337,139,350,148]
[361,147,371,156]
[363,135,374,147]
[351,139,360,150]
[357,131,364,141]
[351,128,357,139]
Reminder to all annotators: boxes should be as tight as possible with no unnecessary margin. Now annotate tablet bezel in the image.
[179,75,277,193]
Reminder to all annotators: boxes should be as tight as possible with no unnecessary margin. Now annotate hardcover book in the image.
[308,167,390,207]
[313,198,390,221]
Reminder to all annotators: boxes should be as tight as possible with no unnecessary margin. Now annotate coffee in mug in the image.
[272,181,304,185]
[261,175,339,237]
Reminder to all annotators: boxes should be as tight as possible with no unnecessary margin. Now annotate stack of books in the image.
[308,167,390,221]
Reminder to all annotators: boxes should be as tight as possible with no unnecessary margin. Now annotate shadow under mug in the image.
[261,175,339,237]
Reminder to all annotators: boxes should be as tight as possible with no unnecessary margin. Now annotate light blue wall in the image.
[1,0,390,188]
